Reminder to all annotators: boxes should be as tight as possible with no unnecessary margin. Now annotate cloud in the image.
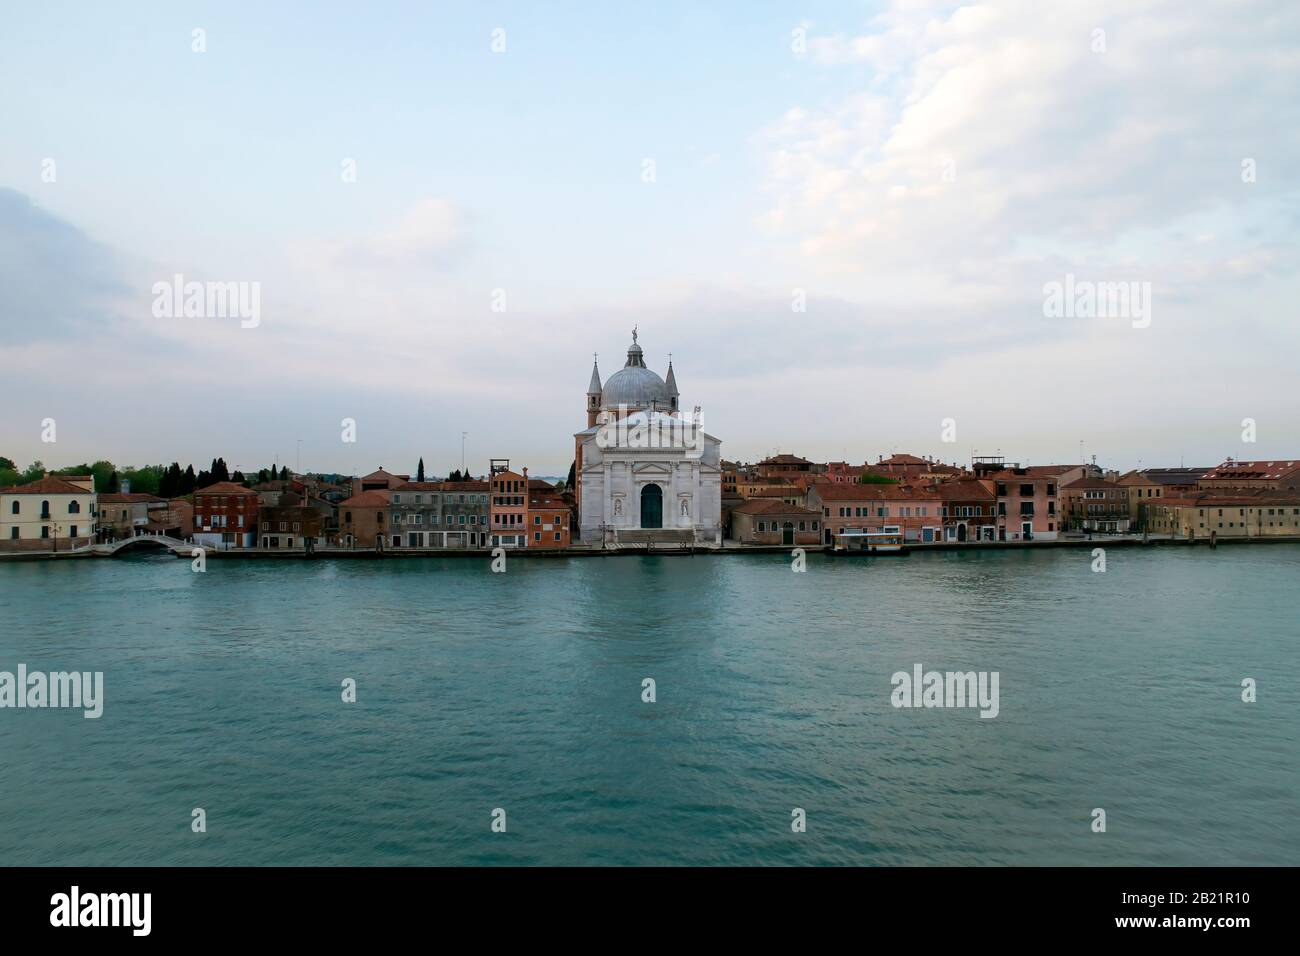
[328,198,466,271]
[760,0,1300,296]
[0,189,132,344]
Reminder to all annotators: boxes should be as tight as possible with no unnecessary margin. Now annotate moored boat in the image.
[830,531,909,555]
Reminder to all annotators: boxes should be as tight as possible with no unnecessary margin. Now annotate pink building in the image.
[987,468,1061,541]
[805,482,944,545]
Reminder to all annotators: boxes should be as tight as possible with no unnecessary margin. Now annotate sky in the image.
[2,0,1298,477]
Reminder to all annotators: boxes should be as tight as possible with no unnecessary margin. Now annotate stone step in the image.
[614,528,696,545]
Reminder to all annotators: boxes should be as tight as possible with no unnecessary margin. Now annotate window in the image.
[393,494,401,503]
[534,515,541,524]
[9,528,16,539]
[41,500,51,518]
[344,511,352,523]
[534,532,541,542]
[9,501,16,514]
[68,500,81,514]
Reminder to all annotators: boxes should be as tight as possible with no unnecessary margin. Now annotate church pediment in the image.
[631,462,673,476]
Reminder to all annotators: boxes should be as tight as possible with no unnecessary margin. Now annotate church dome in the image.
[601,330,673,409]
[603,365,671,408]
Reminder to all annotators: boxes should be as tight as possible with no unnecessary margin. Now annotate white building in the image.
[574,331,722,544]
[0,474,98,551]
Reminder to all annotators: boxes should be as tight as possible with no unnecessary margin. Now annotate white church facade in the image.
[574,331,722,545]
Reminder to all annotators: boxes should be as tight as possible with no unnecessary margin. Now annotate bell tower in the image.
[586,353,602,428]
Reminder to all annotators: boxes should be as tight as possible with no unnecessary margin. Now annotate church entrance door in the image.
[640,484,663,529]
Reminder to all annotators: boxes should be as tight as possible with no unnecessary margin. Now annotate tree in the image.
[118,465,161,496]
[279,465,289,481]
[107,470,121,493]
[182,465,197,494]
[566,460,576,490]
[232,470,246,484]
[20,461,46,483]
[160,463,183,498]
[858,473,900,485]
[87,460,116,492]
[0,457,14,471]
[417,457,425,482]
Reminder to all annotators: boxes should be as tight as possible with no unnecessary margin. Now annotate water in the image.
[0,546,1296,866]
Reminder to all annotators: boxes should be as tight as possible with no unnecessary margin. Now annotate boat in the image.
[830,531,909,555]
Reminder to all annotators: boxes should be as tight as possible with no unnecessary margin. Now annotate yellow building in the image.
[0,474,98,552]
[1116,468,1208,529]
[1145,493,1300,538]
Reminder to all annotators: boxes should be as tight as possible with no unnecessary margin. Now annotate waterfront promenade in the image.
[4,531,1296,561]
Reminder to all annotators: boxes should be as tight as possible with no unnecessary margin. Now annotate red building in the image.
[527,488,572,548]
[931,478,998,541]
[193,482,259,549]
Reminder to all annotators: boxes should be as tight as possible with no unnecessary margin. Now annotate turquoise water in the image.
[0,546,1296,866]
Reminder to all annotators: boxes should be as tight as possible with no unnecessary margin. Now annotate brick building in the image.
[338,489,389,548]
[729,498,822,546]
[1061,477,1131,533]
[933,478,997,542]
[527,487,572,548]
[258,490,325,550]
[193,482,259,549]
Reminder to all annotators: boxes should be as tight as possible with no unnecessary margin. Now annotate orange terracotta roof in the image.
[931,479,995,500]
[195,482,257,495]
[731,498,819,516]
[810,482,937,501]
[440,481,489,492]
[0,476,94,494]
[339,490,391,507]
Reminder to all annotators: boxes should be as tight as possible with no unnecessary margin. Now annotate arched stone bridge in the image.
[93,535,199,557]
